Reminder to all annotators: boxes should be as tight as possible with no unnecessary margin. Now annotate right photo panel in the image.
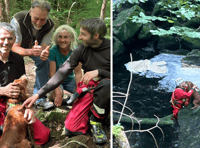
[112,0,200,148]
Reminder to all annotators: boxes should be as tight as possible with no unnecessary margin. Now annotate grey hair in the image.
[52,25,78,51]
[31,0,51,12]
[0,22,15,36]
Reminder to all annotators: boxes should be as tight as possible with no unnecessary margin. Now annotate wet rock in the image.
[155,35,180,51]
[159,48,190,55]
[138,22,157,40]
[113,5,143,44]
[183,17,200,29]
[180,36,200,51]
[182,49,200,66]
[113,36,125,65]
[178,103,200,148]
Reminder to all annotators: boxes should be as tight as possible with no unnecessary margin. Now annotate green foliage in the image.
[113,0,148,10]
[157,0,200,21]
[105,17,111,39]
[130,12,167,24]
[10,0,31,17]
[9,0,110,38]
[113,123,124,138]
[150,26,200,39]
[123,0,200,39]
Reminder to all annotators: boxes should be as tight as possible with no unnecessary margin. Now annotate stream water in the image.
[113,53,179,148]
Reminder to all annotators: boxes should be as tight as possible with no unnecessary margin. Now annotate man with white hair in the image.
[0,22,50,145]
[171,78,197,120]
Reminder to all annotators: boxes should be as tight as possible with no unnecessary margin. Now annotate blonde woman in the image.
[49,25,82,107]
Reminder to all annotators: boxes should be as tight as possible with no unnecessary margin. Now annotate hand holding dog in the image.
[24,109,36,124]
[1,82,20,98]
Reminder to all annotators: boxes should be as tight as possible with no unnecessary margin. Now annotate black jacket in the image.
[12,11,54,48]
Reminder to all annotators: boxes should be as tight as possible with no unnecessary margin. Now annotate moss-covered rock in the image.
[152,0,170,17]
[178,103,200,148]
[113,5,143,44]
[183,17,200,29]
[138,22,157,40]
[159,48,190,55]
[155,35,180,50]
[113,36,125,65]
[180,36,200,51]
[182,49,200,66]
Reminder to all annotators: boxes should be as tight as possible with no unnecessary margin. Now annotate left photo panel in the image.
[0,0,111,147]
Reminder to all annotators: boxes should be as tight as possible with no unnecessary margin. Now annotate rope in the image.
[60,140,89,148]
[118,53,133,124]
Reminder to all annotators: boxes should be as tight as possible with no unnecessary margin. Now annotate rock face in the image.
[113,0,200,65]
[113,5,143,44]
[182,49,200,66]
[178,103,200,148]
[113,36,125,65]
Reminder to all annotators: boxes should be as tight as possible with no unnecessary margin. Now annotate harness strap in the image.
[171,97,181,110]
[170,90,188,110]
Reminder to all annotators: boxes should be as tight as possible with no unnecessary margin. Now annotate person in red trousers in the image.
[171,78,197,120]
[23,18,110,145]
[0,22,50,145]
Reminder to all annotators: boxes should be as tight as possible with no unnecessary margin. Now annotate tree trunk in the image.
[5,0,10,21]
[100,0,108,21]
[0,0,8,22]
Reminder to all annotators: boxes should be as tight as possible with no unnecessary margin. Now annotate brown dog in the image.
[185,81,200,109]
[8,75,30,104]
[0,105,40,148]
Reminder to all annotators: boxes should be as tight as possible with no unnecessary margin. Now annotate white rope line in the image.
[118,53,133,124]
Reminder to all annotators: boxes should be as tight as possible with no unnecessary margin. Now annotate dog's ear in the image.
[17,106,25,114]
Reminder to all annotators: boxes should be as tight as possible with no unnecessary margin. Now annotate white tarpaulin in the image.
[125,59,167,74]
[125,53,200,92]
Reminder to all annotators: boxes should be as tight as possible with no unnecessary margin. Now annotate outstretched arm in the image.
[22,60,74,108]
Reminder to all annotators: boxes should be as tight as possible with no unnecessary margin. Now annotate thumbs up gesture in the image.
[32,40,42,57]
[40,45,50,61]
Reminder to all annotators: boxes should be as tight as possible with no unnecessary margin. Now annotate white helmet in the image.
[176,78,184,87]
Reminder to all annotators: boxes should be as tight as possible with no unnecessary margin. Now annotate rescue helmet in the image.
[176,78,184,87]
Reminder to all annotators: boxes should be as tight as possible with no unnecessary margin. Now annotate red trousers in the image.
[65,80,98,134]
[172,103,182,118]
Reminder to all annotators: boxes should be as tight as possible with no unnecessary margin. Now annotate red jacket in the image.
[171,88,193,107]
